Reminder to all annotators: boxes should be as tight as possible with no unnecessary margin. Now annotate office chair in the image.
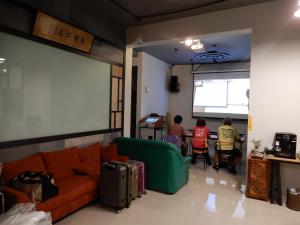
[191,138,209,170]
[192,148,208,170]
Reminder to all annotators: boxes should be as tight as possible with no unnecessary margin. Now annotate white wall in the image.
[126,0,300,191]
[133,52,170,129]
[169,64,248,134]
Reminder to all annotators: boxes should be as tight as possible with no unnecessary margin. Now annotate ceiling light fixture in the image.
[180,39,204,51]
[294,9,300,17]
[185,39,193,46]
[191,41,204,51]
[294,1,300,17]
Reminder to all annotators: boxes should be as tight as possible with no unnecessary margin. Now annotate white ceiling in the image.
[135,33,251,64]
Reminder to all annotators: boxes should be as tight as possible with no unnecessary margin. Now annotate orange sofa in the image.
[1,143,128,222]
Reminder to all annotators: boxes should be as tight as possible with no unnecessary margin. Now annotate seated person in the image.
[213,117,242,174]
[191,118,211,165]
[169,115,188,156]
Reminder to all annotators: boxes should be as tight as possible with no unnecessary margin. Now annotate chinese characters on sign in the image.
[53,25,86,44]
[33,12,94,53]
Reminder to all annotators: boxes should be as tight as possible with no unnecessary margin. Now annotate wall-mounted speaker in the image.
[169,76,180,92]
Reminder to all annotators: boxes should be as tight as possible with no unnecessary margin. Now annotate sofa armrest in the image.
[182,156,192,165]
[3,186,30,203]
[102,143,129,162]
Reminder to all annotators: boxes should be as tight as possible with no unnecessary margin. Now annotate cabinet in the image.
[246,156,270,201]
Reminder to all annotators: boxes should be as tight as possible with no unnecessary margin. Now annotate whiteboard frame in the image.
[0,26,124,149]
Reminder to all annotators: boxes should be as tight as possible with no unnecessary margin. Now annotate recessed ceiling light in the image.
[185,39,193,46]
[191,42,204,51]
[0,58,5,61]
[2,69,7,73]
[295,9,300,17]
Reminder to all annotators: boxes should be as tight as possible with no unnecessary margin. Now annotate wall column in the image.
[123,47,133,137]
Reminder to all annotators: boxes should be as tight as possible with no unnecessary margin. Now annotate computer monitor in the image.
[145,117,160,123]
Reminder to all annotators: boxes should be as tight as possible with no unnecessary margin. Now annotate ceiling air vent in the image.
[194,50,231,63]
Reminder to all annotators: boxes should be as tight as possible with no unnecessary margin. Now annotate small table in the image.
[267,155,300,205]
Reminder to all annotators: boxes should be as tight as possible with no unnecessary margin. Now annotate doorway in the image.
[130,66,138,137]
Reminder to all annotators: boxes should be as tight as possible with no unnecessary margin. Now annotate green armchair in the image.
[113,137,191,194]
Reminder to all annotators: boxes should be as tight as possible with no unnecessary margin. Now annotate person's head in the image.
[196,117,206,127]
[173,115,183,124]
[223,117,232,126]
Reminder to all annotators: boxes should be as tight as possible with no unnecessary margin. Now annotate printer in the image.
[273,132,297,159]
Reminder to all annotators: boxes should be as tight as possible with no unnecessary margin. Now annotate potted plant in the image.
[252,139,261,154]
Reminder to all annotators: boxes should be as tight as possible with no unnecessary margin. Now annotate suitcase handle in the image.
[109,161,121,167]
[105,163,118,170]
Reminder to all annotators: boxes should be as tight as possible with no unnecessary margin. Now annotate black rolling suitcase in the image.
[100,161,132,213]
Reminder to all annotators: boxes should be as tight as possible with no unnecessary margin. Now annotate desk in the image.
[185,131,245,150]
[267,155,300,205]
[185,131,218,140]
[138,126,164,140]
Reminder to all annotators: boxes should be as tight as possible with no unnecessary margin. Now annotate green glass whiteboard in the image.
[0,31,110,142]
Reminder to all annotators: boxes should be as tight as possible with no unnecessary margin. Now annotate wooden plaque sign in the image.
[33,12,94,53]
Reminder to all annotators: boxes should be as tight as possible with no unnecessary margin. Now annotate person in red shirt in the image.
[169,115,188,156]
[191,118,211,165]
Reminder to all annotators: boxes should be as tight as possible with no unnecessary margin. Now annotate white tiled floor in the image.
[57,166,299,225]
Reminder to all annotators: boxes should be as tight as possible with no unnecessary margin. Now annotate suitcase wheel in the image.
[115,209,120,214]
[137,194,141,198]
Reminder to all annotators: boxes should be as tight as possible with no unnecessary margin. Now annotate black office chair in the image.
[191,138,209,170]
[214,141,234,171]
[191,148,208,170]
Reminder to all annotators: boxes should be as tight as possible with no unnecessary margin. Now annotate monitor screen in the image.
[193,74,250,119]
[145,117,160,123]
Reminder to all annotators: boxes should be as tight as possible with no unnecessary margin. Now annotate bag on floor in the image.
[122,161,138,200]
[100,161,132,212]
[128,160,146,196]
[111,161,138,200]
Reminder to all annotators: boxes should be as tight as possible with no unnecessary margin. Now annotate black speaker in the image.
[169,76,180,92]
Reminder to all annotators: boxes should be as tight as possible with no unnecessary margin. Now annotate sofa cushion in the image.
[36,175,99,213]
[73,143,101,176]
[73,160,100,176]
[1,154,47,184]
[78,143,101,162]
[41,147,80,181]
